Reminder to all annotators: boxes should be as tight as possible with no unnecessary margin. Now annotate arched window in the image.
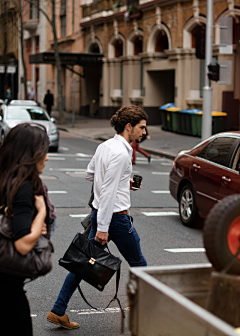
[114,39,123,57]
[233,16,240,44]
[191,26,197,48]
[155,31,168,52]
[134,36,143,55]
[89,43,100,53]
[147,24,171,53]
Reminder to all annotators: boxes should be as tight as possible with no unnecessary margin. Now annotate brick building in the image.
[79,0,240,128]
[0,0,18,100]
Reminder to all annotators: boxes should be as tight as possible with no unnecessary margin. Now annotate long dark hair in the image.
[0,123,49,213]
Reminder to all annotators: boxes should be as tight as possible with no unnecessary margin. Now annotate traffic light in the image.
[195,25,205,59]
[207,63,220,81]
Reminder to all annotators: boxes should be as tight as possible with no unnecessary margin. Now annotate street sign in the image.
[7,66,16,74]
[0,65,5,73]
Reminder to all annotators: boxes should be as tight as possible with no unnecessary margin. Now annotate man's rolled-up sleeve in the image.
[85,155,95,182]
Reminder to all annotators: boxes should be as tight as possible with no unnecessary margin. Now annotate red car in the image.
[169,131,240,227]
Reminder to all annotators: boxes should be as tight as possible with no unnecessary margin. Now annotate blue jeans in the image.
[52,210,147,316]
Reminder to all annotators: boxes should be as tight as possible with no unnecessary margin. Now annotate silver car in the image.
[0,103,59,151]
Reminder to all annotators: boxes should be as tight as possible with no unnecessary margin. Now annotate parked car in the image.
[0,103,59,151]
[169,131,240,227]
[8,100,38,106]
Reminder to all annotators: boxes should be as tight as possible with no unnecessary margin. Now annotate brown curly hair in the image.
[110,105,148,134]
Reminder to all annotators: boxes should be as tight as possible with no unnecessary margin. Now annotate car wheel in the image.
[179,183,199,228]
[204,194,240,275]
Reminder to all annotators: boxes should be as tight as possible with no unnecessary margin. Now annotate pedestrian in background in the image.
[47,105,148,330]
[6,88,12,104]
[28,87,36,101]
[44,89,54,117]
[0,123,51,336]
[131,126,151,164]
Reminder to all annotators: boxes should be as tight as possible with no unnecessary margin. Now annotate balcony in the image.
[23,20,39,33]
[82,0,127,19]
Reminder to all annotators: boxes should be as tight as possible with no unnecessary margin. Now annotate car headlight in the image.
[49,127,58,136]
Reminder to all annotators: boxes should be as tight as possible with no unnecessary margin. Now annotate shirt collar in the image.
[114,134,133,154]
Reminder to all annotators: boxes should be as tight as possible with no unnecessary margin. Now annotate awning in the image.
[29,52,104,65]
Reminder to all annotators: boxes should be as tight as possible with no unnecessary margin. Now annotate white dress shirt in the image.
[85,134,133,232]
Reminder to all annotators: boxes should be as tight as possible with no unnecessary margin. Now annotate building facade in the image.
[0,0,19,100]
[19,0,48,103]
[44,0,83,112]
[79,0,240,128]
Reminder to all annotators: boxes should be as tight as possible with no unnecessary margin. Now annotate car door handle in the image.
[193,164,200,170]
[222,176,231,183]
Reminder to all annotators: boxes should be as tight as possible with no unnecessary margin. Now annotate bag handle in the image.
[76,267,125,333]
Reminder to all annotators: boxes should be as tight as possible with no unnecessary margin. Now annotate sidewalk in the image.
[52,110,201,160]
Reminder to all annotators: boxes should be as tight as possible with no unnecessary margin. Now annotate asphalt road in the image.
[26,131,209,336]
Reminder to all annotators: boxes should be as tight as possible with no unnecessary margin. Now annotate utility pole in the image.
[201,0,213,141]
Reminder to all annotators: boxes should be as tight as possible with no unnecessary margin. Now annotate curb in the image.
[58,127,176,160]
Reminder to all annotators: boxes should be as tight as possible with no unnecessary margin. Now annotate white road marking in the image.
[152,172,169,175]
[70,307,129,315]
[48,154,87,157]
[40,175,58,180]
[161,162,173,166]
[142,211,178,216]
[59,147,69,151]
[66,172,85,177]
[77,153,93,157]
[31,314,37,317]
[70,214,89,218]
[49,157,66,160]
[49,168,86,171]
[48,191,68,194]
[76,158,92,161]
[164,248,205,253]
[151,190,170,194]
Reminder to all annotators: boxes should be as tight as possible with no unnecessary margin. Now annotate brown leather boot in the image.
[47,311,79,329]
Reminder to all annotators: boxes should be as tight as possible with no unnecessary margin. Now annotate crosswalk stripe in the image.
[70,307,129,315]
[49,168,86,171]
[161,162,173,166]
[152,172,169,175]
[164,248,205,253]
[69,214,89,218]
[48,191,68,194]
[142,211,178,216]
[49,157,66,160]
[151,190,170,194]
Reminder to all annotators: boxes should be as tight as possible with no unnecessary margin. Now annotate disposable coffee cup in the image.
[132,175,143,190]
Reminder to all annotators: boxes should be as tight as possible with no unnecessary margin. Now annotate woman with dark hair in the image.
[0,123,52,336]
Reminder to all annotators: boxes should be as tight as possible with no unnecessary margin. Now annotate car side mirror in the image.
[50,117,56,124]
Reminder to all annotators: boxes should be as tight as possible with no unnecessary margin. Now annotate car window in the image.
[6,107,49,121]
[197,137,236,167]
[27,108,49,121]
[231,145,240,171]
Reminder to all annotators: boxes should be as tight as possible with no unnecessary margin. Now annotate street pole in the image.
[72,77,76,128]
[201,0,213,141]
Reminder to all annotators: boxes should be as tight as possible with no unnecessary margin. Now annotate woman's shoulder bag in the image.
[0,206,54,280]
